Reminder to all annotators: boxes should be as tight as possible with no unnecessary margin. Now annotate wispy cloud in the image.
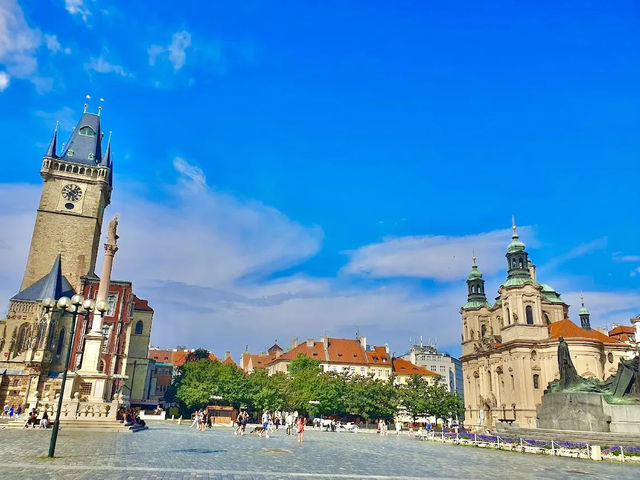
[0,71,8,91]
[148,30,192,71]
[64,0,92,24]
[85,56,131,77]
[43,34,70,55]
[564,290,640,329]
[342,228,534,282]
[0,0,40,86]
[542,237,608,270]
[173,156,206,191]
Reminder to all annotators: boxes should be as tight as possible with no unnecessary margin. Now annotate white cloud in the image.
[342,228,534,282]
[542,237,608,270]
[0,71,9,91]
[564,291,640,330]
[0,0,40,82]
[64,0,91,23]
[85,56,130,77]
[173,156,206,190]
[43,34,60,53]
[148,30,192,71]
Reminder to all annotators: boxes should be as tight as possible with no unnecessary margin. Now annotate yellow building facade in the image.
[460,224,633,430]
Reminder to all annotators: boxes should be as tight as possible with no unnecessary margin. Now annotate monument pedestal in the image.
[537,392,640,434]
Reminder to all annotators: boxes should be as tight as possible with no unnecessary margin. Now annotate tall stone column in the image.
[77,217,118,402]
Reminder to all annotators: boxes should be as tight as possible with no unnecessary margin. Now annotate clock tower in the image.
[20,105,113,292]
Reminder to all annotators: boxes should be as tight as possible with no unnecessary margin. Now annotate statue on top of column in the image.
[106,216,119,245]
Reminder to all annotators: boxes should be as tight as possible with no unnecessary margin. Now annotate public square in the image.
[0,424,638,480]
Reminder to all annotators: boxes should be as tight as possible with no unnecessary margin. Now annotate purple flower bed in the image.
[602,445,640,457]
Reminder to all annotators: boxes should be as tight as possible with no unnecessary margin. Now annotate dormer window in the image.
[67,150,74,156]
[79,126,95,137]
[88,153,95,160]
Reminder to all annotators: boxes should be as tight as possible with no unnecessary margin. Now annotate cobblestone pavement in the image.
[0,423,638,479]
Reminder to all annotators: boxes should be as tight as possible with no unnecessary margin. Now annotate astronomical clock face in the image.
[61,184,83,202]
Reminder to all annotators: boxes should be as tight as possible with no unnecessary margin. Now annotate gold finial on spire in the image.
[472,249,477,266]
[83,103,88,112]
[580,292,585,306]
[512,215,517,233]
[98,105,102,116]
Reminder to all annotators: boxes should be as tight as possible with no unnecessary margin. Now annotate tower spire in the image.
[45,121,59,158]
[463,254,488,310]
[579,292,591,330]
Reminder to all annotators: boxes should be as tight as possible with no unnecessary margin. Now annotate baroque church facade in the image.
[460,223,634,430]
[0,106,154,409]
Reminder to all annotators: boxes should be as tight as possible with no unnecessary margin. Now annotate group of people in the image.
[117,408,146,427]
[190,409,212,431]
[23,408,49,428]
[234,410,249,435]
[258,410,305,443]
[2,403,22,419]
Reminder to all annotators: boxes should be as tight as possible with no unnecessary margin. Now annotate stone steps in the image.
[496,425,640,445]
[3,419,147,432]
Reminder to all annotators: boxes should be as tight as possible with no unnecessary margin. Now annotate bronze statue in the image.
[604,356,640,398]
[557,337,580,388]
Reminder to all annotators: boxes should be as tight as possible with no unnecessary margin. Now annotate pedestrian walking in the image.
[297,416,305,444]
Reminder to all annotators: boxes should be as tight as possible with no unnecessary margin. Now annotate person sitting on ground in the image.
[39,411,50,429]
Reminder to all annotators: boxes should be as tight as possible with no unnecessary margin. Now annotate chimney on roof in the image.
[306,338,314,348]
[359,336,367,350]
[385,344,389,354]
[320,336,328,350]
[225,351,231,360]
[292,337,299,348]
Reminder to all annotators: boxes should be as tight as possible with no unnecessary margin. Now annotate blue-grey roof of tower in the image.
[45,127,58,158]
[59,112,106,166]
[11,254,74,301]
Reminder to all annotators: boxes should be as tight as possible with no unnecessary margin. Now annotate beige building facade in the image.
[460,224,633,430]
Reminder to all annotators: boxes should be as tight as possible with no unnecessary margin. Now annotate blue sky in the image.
[0,0,639,360]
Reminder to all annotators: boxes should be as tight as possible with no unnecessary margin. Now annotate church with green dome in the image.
[459,221,634,431]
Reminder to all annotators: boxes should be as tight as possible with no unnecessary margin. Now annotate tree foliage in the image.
[166,355,460,424]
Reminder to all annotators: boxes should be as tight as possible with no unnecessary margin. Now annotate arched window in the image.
[511,258,517,268]
[56,328,65,355]
[526,305,534,325]
[99,360,105,372]
[518,258,524,268]
[507,308,511,325]
[543,312,550,325]
[481,324,487,338]
[135,320,143,335]
[79,126,95,136]
[533,374,540,389]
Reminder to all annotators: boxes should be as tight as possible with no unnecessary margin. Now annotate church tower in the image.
[20,104,113,293]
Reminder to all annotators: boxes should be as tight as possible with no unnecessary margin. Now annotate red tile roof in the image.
[133,295,153,312]
[608,325,634,336]
[276,340,327,362]
[365,345,390,365]
[149,349,217,367]
[549,319,619,344]
[392,358,439,376]
[326,338,368,364]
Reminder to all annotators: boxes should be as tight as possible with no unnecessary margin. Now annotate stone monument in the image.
[537,339,640,433]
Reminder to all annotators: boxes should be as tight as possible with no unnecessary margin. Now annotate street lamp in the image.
[42,294,107,458]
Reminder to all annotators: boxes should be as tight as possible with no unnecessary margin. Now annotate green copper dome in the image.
[507,232,526,253]
[467,264,483,280]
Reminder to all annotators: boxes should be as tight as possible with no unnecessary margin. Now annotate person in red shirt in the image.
[297,416,305,444]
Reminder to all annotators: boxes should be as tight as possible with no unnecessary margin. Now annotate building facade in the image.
[460,223,633,430]
[0,106,154,410]
[401,342,464,397]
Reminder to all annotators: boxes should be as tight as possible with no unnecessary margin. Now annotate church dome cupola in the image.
[505,217,533,285]
[463,254,489,310]
[579,293,591,330]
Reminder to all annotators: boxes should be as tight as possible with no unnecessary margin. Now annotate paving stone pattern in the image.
[0,423,638,479]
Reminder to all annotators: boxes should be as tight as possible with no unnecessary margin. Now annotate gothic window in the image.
[526,305,534,325]
[56,328,65,355]
[533,374,540,389]
[79,126,95,136]
[135,321,143,335]
[15,323,29,354]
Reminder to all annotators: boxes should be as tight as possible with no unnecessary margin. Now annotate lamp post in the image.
[42,294,107,458]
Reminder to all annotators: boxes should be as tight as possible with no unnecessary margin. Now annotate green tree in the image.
[185,348,211,363]
[399,375,430,421]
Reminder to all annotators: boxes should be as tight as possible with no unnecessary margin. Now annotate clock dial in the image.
[61,184,83,202]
